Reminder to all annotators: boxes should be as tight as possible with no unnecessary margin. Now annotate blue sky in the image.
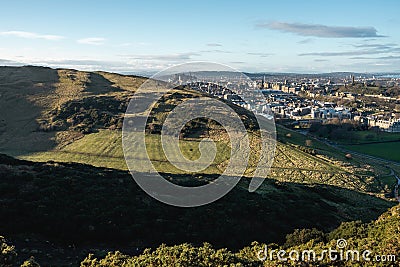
[0,0,399,73]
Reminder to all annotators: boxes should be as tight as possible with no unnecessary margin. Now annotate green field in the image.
[343,141,400,162]
[21,130,232,174]
[276,124,335,151]
[20,128,386,193]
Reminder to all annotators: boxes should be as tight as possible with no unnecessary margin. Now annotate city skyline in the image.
[0,0,399,73]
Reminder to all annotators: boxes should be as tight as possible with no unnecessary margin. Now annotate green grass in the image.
[21,130,232,174]
[276,125,335,152]
[21,130,126,169]
[20,128,384,193]
[343,142,400,162]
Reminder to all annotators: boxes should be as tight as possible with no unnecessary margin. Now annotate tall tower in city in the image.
[263,75,266,88]
[261,76,265,89]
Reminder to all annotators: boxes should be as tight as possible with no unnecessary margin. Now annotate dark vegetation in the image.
[338,83,400,97]
[309,118,363,142]
[146,90,259,136]
[309,118,400,144]
[38,96,129,134]
[0,154,395,265]
[36,88,258,140]
[2,204,399,266]
[77,205,399,266]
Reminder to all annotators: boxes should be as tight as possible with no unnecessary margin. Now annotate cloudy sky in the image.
[0,0,399,73]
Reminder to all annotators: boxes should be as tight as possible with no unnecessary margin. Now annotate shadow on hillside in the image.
[86,72,124,94]
[0,68,130,158]
[0,66,59,156]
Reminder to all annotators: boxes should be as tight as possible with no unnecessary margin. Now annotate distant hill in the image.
[0,66,146,156]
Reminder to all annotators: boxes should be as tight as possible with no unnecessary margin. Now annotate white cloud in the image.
[299,42,400,57]
[247,52,272,57]
[122,52,200,61]
[77,37,106,45]
[257,22,385,38]
[0,31,64,40]
[0,58,24,66]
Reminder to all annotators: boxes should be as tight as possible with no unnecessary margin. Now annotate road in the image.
[395,174,400,202]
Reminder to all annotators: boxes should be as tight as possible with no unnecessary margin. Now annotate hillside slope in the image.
[0,66,146,156]
[0,154,395,266]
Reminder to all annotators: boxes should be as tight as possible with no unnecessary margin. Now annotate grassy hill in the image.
[19,129,383,192]
[0,66,392,192]
[1,66,398,194]
[0,66,146,156]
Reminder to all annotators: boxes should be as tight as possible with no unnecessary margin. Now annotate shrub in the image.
[0,236,17,267]
[328,220,366,241]
[20,257,40,267]
[284,228,325,248]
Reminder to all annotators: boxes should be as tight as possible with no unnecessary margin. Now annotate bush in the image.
[328,220,366,241]
[305,139,313,147]
[20,257,40,267]
[284,228,325,247]
[284,228,325,248]
[0,236,17,267]
[81,252,129,267]
[80,243,259,267]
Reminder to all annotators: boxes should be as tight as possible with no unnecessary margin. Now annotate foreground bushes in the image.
[0,236,17,267]
[1,204,399,266]
[78,205,399,267]
[80,243,259,267]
